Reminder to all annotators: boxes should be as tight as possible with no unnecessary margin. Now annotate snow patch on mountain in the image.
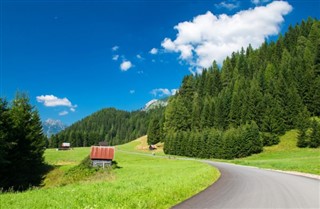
[143,99,168,111]
[42,119,68,137]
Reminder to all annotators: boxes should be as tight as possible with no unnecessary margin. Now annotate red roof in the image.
[90,146,115,160]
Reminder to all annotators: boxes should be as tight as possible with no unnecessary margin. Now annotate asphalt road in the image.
[173,161,320,209]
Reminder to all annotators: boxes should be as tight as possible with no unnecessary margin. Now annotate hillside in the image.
[230,130,320,175]
[0,139,219,209]
[158,18,320,159]
[117,135,164,154]
[49,107,164,148]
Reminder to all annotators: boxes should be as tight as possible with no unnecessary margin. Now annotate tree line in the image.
[147,18,320,158]
[49,107,165,148]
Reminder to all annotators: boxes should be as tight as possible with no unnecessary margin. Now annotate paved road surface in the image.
[173,161,320,209]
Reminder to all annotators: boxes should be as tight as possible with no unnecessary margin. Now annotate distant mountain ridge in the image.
[42,119,67,137]
[143,98,168,111]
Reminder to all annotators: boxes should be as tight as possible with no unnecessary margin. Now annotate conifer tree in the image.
[1,93,46,191]
[309,120,320,148]
[147,117,161,145]
[0,99,12,185]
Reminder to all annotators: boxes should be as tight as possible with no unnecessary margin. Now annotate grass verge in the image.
[229,130,320,175]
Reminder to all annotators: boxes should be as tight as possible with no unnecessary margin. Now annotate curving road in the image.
[173,161,320,209]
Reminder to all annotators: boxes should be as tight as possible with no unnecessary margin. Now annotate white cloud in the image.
[151,88,177,97]
[215,1,240,10]
[251,0,271,5]
[129,90,135,94]
[59,111,68,116]
[70,107,76,112]
[149,48,158,55]
[36,95,76,108]
[120,60,133,71]
[112,45,119,51]
[161,1,292,70]
[112,55,119,61]
[162,38,176,51]
[136,54,143,59]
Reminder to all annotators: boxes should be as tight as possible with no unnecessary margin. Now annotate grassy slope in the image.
[0,138,219,209]
[230,130,320,175]
[117,135,165,155]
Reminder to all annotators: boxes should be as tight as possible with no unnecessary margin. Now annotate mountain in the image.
[143,98,168,111]
[42,119,68,137]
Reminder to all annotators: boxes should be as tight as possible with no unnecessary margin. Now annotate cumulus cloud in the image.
[151,88,178,97]
[215,1,240,10]
[120,60,133,71]
[59,111,69,116]
[161,1,292,71]
[112,45,119,51]
[112,55,119,61]
[37,95,72,107]
[36,94,77,112]
[149,48,158,55]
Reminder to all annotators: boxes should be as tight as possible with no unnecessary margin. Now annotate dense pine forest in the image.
[157,18,320,159]
[49,107,164,148]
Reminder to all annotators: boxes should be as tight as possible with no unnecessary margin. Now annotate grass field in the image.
[0,139,219,209]
[229,130,320,175]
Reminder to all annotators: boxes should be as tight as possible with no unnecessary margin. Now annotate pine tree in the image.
[1,93,46,191]
[191,93,202,131]
[296,107,310,148]
[309,120,320,148]
[297,129,308,148]
[0,99,13,187]
[147,117,161,145]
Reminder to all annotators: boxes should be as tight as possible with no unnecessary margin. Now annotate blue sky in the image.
[1,0,319,125]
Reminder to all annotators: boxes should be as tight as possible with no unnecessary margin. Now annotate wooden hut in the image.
[58,142,71,150]
[90,146,115,168]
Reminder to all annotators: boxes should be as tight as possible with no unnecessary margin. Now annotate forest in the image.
[148,18,320,159]
[48,107,164,148]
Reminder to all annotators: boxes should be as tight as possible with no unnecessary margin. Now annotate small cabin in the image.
[90,146,115,168]
[58,142,71,150]
[149,144,157,150]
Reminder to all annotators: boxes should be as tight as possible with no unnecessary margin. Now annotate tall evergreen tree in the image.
[147,117,161,145]
[1,93,46,191]
[0,99,12,184]
[309,120,320,148]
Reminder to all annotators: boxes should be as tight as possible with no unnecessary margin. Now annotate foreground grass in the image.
[1,143,219,209]
[230,130,320,175]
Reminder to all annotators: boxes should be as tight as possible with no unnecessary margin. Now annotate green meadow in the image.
[230,130,320,175]
[0,141,219,209]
